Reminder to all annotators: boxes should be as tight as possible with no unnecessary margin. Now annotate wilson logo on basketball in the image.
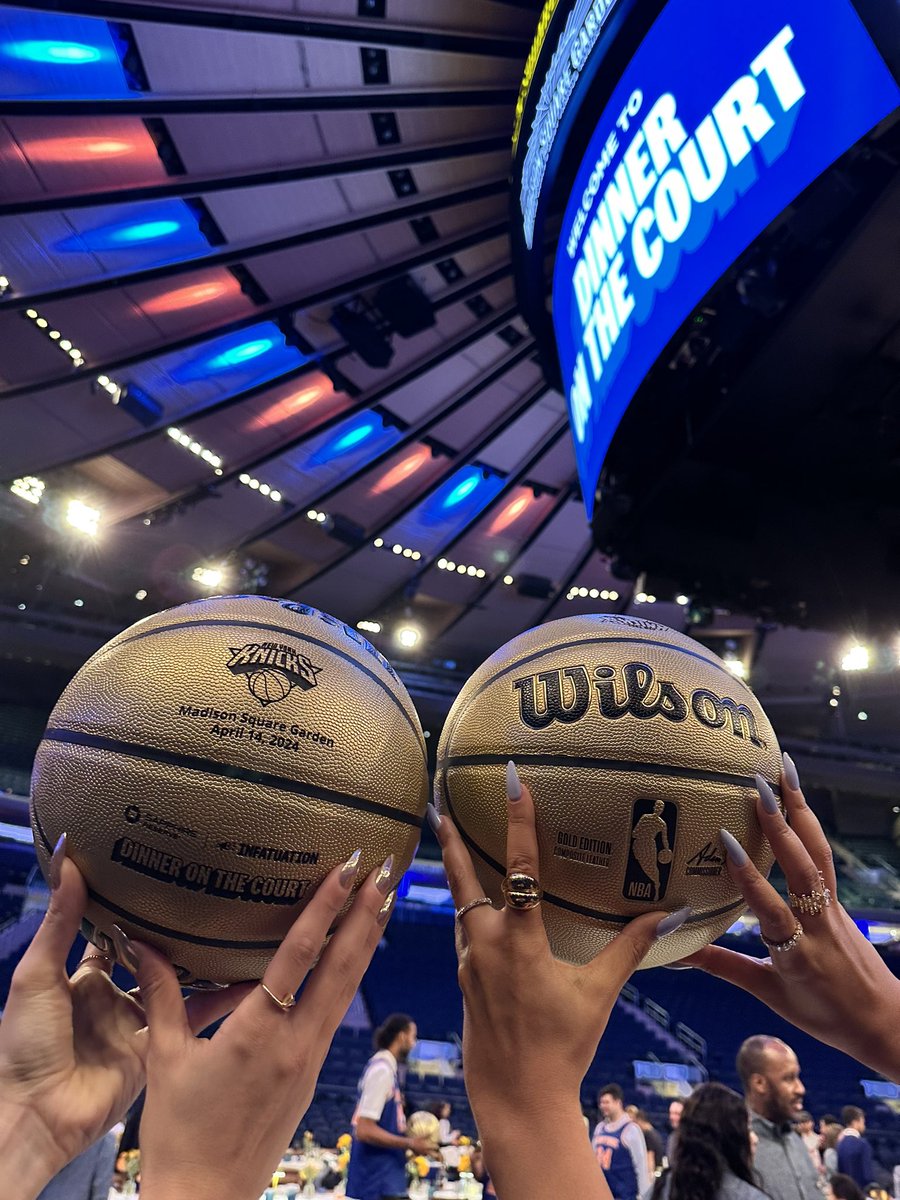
[226,642,322,708]
[512,661,765,747]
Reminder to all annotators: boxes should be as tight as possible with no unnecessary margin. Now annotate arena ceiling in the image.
[0,0,896,756]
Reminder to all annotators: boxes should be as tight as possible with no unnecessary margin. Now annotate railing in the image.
[621,981,639,1005]
[675,1022,708,1065]
[643,998,670,1030]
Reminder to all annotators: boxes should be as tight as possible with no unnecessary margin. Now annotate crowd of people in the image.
[2,758,900,1200]
[589,1048,888,1200]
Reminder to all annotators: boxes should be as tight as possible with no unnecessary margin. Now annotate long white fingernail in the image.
[426,803,442,834]
[656,907,691,938]
[49,832,67,891]
[111,924,139,974]
[340,849,362,888]
[783,753,800,791]
[375,855,394,895]
[720,828,749,867]
[377,890,396,927]
[506,760,522,801]
[756,774,780,815]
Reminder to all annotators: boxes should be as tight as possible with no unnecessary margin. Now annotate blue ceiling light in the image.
[5,39,105,63]
[56,201,209,256]
[442,472,481,509]
[333,422,376,453]
[207,338,274,370]
[110,220,181,243]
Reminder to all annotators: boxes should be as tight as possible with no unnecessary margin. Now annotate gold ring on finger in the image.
[79,953,112,967]
[455,897,495,922]
[788,885,832,916]
[760,920,804,953]
[501,872,543,911]
[260,982,297,1013]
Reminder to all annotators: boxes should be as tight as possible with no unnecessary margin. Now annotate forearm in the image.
[479,1101,609,1200]
[355,1120,411,1151]
[0,1103,59,1200]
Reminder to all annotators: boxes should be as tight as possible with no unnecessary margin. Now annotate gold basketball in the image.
[30,595,428,987]
[436,613,780,968]
[407,1111,441,1145]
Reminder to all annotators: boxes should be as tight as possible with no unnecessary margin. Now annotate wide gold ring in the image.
[789,871,832,916]
[455,897,495,922]
[789,887,832,916]
[760,921,804,954]
[260,982,297,1012]
[501,871,543,910]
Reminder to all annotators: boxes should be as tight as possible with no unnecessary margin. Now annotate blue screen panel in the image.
[552,0,900,519]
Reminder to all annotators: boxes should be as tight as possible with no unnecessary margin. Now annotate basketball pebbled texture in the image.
[30,595,428,987]
[436,613,781,968]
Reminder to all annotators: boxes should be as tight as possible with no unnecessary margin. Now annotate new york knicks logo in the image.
[226,642,322,707]
[622,798,678,902]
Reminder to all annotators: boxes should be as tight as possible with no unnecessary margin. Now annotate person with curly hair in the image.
[649,1083,766,1200]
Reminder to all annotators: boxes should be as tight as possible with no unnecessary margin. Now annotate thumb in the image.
[588,907,691,987]
[133,941,191,1055]
[16,850,88,990]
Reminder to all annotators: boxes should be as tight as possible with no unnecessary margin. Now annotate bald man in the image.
[737,1036,819,1200]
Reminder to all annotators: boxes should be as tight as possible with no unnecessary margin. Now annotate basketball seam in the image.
[439,753,780,794]
[40,727,424,827]
[440,786,746,927]
[86,617,427,764]
[29,802,283,949]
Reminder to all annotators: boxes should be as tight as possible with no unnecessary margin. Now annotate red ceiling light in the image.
[369,445,432,495]
[247,383,328,431]
[23,134,141,161]
[486,490,534,536]
[140,279,238,315]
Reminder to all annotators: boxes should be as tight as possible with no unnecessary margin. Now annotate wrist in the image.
[0,1101,59,1200]
[477,1092,585,1144]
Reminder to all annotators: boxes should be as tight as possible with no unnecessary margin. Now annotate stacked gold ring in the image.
[789,870,832,916]
[788,887,832,915]
[501,872,543,910]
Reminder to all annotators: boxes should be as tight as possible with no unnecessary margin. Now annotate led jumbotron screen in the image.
[552,0,899,520]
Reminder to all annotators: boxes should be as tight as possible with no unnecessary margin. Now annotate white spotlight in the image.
[192,565,224,589]
[66,499,100,536]
[841,645,870,672]
[396,625,421,649]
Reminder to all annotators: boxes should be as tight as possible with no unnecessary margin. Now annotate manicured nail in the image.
[656,907,691,938]
[720,828,749,867]
[756,773,779,815]
[377,889,396,926]
[340,849,362,888]
[506,760,522,801]
[49,832,67,891]
[783,752,800,791]
[111,924,139,974]
[375,855,394,895]
[426,803,442,834]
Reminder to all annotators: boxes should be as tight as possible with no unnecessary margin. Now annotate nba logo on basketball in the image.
[622,798,678,902]
[226,642,323,707]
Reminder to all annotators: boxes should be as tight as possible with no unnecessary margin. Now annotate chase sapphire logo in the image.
[226,642,322,707]
[623,798,678,902]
